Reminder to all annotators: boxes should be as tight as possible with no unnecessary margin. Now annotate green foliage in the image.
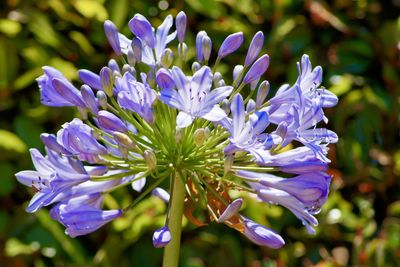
[1,0,399,266]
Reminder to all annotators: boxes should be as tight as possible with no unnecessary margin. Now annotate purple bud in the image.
[96,91,108,109]
[246,99,256,113]
[192,62,201,73]
[153,226,171,248]
[40,133,71,155]
[243,218,285,248]
[243,54,269,84]
[202,35,212,62]
[51,78,85,107]
[196,31,207,62]
[128,14,155,48]
[156,69,175,90]
[78,69,102,90]
[104,20,122,55]
[81,85,99,114]
[256,80,269,108]
[152,187,170,203]
[131,178,146,192]
[127,48,136,66]
[244,31,264,67]
[176,11,187,43]
[100,67,114,96]
[217,198,243,222]
[108,59,120,73]
[97,110,128,133]
[218,32,244,59]
[131,37,142,63]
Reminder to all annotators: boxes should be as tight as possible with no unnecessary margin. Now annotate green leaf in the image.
[0,163,16,196]
[0,19,22,37]
[69,31,95,55]
[73,0,108,21]
[0,130,27,155]
[109,0,129,28]
[185,0,225,19]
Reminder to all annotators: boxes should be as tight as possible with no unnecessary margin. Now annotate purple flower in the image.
[159,66,233,128]
[37,67,85,107]
[116,72,157,123]
[152,187,170,203]
[243,217,285,248]
[153,226,171,248]
[156,68,175,90]
[15,148,89,212]
[57,118,107,161]
[218,32,244,59]
[81,85,99,114]
[40,133,72,155]
[129,14,155,48]
[244,31,264,67]
[196,31,208,62]
[51,200,122,237]
[104,20,122,55]
[223,94,269,155]
[217,198,243,223]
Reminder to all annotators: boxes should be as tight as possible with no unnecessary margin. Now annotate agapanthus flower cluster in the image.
[16,11,338,249]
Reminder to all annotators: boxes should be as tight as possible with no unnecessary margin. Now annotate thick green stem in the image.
[162,173,186,267]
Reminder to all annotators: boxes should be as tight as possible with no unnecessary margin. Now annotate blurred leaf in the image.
[0,19,22,37]
[73,0,108,21]
[5,238,40,257]
[28,13,62,48]
[185,0,225,18]
[14,116,43,149]
[48,57,78,80]
[0,163,16,196]
[329,74,352,96]
[13,68,43,91]
[109,0,129,28]
[0,37,19,89]
[69,31,95,55]
[0,129,27,155]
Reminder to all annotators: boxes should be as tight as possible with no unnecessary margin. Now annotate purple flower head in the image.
[97,110,128,133]
[243,54,270,84]
[52,201,122,237]
[129,14,155,48]
[244,31,264,67]
[78,69,102,90]
[116,72,157,123]
[104,20,122,55]
[175,11,187,43]
[153,226,171,248]
[15,148,89,212]
[218,32,244,59]
[57,118,107,160]
[159,66,233,128]
[243,217,285,248]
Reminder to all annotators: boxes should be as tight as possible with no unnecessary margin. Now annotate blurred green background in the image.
[1,0,399,266]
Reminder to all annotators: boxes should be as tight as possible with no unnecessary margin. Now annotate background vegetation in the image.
[1,0,399,266]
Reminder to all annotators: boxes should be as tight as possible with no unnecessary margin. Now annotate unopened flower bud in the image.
[127,47,136,66]
[98,110,128,133]
[202,35,212,62]
[204,127,211,138]
[161,48,174,68]
[176,11,187,43]
[131,37,142,63]
[217,198,243,223]
[250,77,260,90]
[256,80,269,108]
[104,20,121,55]
[192,62,201,74]
[108,59,120,73]
[246,99,256,113]
[144,150,157,170]
[243,218,285,248]
[100,67,114,96]
[193,128,206,146]
[113,132,136,149]
[196,31,207,62]
[96,91,108,109]
[217,79,226,87]
[243,54,269,84]
[213,72,222,87]
[218,32,244,59]
[233,65,244,83]
[78,69,102,90]
[153,226,171,248]
[81,84,99,114]
[221,99,230,114]
[152,187,170,203]
[244,31,264,67]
